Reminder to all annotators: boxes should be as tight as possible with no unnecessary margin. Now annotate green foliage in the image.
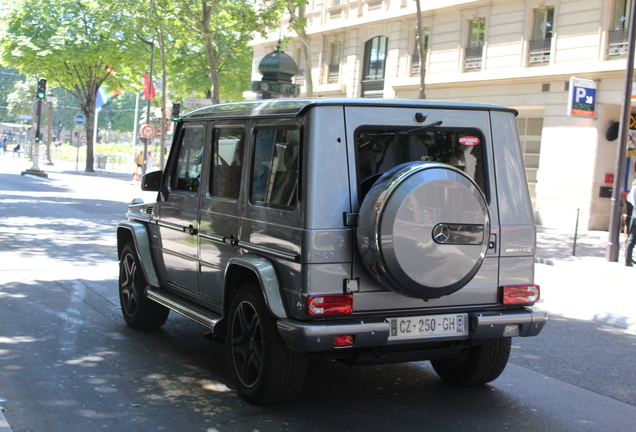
[96,92,141,134]
[0,0,146,171]
[0,66,24,122]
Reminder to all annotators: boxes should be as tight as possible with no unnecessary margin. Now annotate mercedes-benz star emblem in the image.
[433,223,451,244]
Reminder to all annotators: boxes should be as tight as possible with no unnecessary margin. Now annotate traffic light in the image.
[171,103,181,121]
[37,78,47,99]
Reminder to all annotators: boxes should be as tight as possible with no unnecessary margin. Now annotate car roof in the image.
[181,98,518,120]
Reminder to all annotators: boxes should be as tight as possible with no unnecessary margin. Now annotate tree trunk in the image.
[159,29,168,170]
[204,36,220,104]
[83,104,95,172]
[415,0,427,99]
[82,84,98,172]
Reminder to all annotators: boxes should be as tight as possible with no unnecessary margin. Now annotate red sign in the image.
[459,136,480,146]
[156,128,162,139]
[140,124,155,138]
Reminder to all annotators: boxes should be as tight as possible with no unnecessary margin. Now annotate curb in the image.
[593,312,636,331]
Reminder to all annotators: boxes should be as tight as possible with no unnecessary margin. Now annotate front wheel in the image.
[431,338,511,385]
[119,241,169,330]
[227,283,307,404]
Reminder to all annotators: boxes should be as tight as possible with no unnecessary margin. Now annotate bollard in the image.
[573,208,580,256]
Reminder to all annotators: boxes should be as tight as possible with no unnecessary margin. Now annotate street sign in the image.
[156,128,162,139]
[73,124,85,133]
[183,97,213,108]
[140,124,155,138]
[74,114,86,125]
[567,77,597,118]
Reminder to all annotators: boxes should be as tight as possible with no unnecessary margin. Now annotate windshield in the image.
[356,127,487,201]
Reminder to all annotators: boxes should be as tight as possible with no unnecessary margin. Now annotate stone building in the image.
[245,0,635,232]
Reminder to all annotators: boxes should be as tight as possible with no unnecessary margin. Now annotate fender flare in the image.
[117,221,160,288]
[226,254,288,319]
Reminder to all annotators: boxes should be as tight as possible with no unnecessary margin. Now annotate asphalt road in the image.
[0,166,635,432]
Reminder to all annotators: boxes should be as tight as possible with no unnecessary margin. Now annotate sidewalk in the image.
[535,226,636,331]
[536,226,634,280]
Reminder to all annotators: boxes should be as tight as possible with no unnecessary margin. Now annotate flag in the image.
[143,73,156,101]
[95,86,110,111]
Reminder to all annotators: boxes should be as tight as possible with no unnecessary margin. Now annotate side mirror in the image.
[142,170,163,191]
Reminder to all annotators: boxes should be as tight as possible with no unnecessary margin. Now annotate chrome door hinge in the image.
[344,278,360,293]
[343,212,359,227]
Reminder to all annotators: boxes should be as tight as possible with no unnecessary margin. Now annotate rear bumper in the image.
[277,308,548,352]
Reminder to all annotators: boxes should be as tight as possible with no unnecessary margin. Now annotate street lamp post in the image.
[607,0,636,262]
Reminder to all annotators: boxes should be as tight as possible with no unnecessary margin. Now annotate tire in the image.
[431,338,511,385]
[356,162,490,300]
[227,283,308,404]
[119,241,169,330]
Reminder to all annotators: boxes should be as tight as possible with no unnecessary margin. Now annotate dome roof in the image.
[258,49,298,83]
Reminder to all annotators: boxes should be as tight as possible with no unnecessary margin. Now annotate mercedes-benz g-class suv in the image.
[117,99,547,404]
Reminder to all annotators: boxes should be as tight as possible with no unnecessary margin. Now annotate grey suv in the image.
[117,99,547,404]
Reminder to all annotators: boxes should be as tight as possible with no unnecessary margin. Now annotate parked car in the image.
[117,98,547,404]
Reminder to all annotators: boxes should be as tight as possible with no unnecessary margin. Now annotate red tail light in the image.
[307,295,353,315]
[502,285,540,305]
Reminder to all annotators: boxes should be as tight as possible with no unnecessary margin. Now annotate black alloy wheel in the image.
[119,241,169,330]
[228,283,307,404]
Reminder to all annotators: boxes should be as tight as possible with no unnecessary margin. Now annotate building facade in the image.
[246,0,636,232]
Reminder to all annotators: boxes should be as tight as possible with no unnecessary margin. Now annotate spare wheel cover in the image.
[357,162,490,299]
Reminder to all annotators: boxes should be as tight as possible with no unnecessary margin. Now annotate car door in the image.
[198,122,246,306]
[155,121,207,294]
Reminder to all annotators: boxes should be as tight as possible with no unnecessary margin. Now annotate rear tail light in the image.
[307,295,353,315]
[502,285,540,305]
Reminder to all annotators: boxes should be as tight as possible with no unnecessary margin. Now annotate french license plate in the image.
[388,314,468,340]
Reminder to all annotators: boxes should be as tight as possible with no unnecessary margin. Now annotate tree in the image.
[152,0,280,104]
[415,0,427,99]
[286,0,313,97]
[0,0,144,171]
[0,66,25,122]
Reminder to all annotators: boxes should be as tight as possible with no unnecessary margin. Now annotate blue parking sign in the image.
[568,77,597,118]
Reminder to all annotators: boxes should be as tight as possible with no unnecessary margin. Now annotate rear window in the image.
[356,127,487,201]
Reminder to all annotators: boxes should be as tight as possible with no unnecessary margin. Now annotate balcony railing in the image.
[529,38,551,64]
[328,64,340,83]
[295,70,305,85]
[411,54,420,75]
[464,47,483,71]
[608,29,628,56]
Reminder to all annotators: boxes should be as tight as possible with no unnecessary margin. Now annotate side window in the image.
[251,128,300,208]
[211,127,244,199]
[172,124,205,192]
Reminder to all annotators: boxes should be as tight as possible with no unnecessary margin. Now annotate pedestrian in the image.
[134,151,143,176]
[145,150,153,173]
[625,179,636,267]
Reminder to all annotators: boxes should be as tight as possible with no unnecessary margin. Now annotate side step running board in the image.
[147,289,221,329]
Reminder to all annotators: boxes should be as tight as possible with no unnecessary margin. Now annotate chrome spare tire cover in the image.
[356,162,490,300]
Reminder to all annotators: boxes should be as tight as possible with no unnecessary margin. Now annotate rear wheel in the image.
[227,283,307,404]
[119,241,169,330]
[431,338,511,385]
